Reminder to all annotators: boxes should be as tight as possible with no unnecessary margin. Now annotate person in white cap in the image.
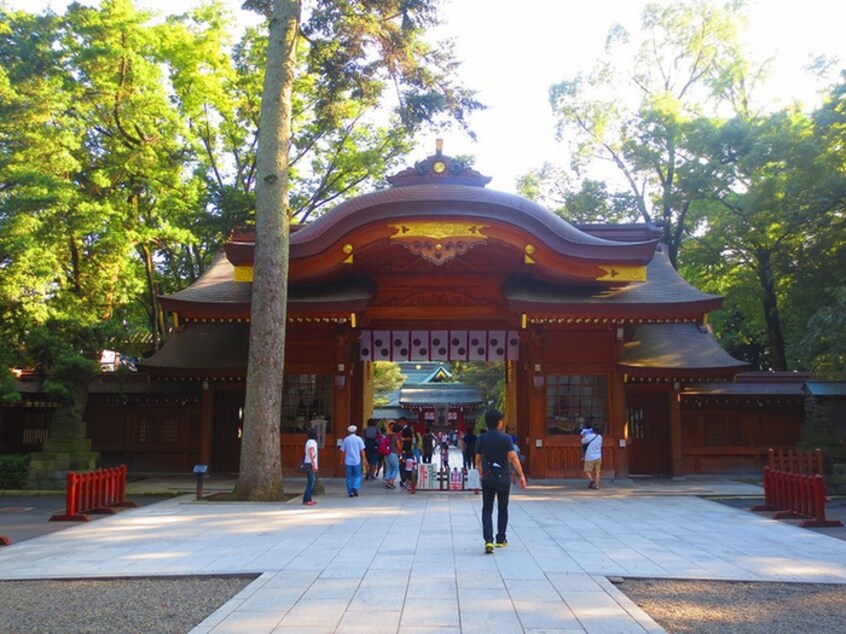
[340,424,367,497]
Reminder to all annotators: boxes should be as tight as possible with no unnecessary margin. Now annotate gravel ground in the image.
[617,578,846,633]
[0,575,256,634]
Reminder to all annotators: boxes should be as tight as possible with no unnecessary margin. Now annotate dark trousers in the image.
[463,452,474,470]
[481,477,510,544]
[422,452,433,464]
[302,467,316,503]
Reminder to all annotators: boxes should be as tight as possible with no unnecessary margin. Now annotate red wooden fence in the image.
[50,465,138,522]
[753,448,842,528]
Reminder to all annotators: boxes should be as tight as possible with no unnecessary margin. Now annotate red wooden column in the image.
[334,331,357,478]
[608,368,629,478]
[199,380,213,467]
[523,330,546,479]
[669,385,683,477]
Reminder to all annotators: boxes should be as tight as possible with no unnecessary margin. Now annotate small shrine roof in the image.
[399,383,484,407]
[804,381,846,397]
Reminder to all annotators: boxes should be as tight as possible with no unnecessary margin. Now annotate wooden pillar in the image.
[669,385,683,477]
[523,330,546,479]
[199,380,213,466]
[609,370,629,478]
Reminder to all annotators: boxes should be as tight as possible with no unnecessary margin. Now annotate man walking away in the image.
[340,425,367,497]
[475,409,526,554]
[462,427,477,470]
[422,428,435,464]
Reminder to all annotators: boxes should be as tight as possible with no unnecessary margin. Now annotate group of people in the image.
[300,411,604,555]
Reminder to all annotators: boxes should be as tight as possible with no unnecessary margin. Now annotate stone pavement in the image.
[1,476,846,633]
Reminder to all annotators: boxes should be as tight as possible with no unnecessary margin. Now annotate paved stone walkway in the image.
[1,477,845,633]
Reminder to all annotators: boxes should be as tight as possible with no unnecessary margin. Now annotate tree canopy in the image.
[521,0,846,374]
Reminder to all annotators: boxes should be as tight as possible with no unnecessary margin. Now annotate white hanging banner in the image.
[372,330,392,361]
[468,330,488,361]
[359,331,374,360]
[449,330,468,361]
[430,330,449,360]
[360,330,520,362]
[507,331,520,360]
[410,331,430,361]
[391,331,410,361]
[487,330,506,361]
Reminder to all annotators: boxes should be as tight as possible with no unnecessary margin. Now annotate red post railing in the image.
[50,465,138,522]
[753,449,842,528]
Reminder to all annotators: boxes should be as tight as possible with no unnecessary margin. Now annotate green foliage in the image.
[538,0,762,267]
[372,361,406,407]
[794,287,846,378]
[451,362,505,412]
[0,454,30,490]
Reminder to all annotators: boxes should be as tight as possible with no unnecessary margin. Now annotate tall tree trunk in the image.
[755,248,788,371]
[140,244,163,351]
[232,0,300,500]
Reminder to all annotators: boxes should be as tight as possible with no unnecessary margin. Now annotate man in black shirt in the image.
[462,429,477,470]
[475,409,527,554]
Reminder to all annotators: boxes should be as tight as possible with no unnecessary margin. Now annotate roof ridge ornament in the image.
[387,138,492,187]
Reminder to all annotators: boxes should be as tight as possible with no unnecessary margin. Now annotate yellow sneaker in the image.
[484,542,494,554]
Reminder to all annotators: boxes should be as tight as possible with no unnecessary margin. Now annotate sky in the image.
[6,0,846,193]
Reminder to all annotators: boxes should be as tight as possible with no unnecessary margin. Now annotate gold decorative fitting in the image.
[524,243,536,265]
[596,265,647,282]
[233,266,254,282]
[390,222,487,240]
[390,222,487,266]
[342,243,354,264]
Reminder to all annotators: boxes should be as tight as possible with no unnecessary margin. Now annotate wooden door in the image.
[212,390,244,474]
[625,391,670,476]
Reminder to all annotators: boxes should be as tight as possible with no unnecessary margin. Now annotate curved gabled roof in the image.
[225,166,660,285]
[286,184,657,260]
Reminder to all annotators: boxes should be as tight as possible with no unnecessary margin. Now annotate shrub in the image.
[0,454,30,489]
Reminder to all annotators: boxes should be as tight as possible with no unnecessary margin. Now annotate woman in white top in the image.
[302,428,319,505]
[582,425,603,490]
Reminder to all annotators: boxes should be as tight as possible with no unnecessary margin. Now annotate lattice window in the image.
[546,375,608,435]
[704,419,743,446]
[138,418,179,444]
[282,374,332,434]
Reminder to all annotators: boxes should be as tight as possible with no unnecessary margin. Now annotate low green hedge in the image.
[0,454,30,489]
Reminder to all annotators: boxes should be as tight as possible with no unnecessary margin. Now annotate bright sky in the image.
[7,0,846,193]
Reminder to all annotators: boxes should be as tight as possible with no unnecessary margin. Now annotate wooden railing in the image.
[50,465,138,522]
[752,448,842,528]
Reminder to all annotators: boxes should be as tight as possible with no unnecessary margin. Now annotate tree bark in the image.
[232,0,301,500]
[755,248,788,371]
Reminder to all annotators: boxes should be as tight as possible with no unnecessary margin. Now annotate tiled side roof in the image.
[505,245,721,316]
[139,323,249,374]
[160,251,375,315]
[620,323,748,375]
[163,251,251,305]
